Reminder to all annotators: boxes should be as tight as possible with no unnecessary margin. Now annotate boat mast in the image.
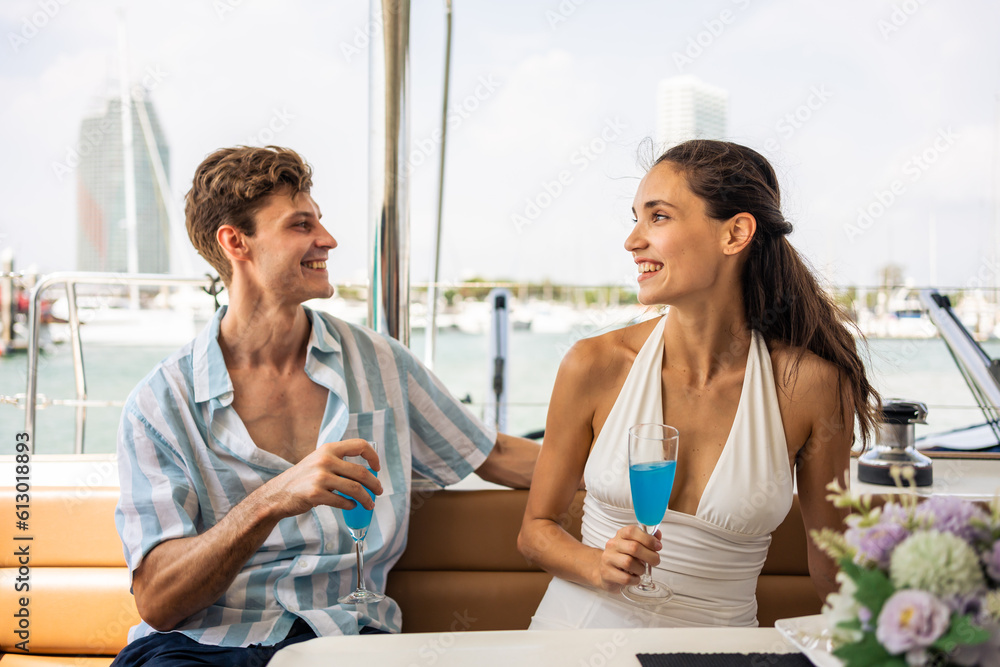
[117,8,139,307]
[368,0,411,346]
[424,0,454,370]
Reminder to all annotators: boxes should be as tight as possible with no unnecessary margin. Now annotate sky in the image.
[1,0,998,291]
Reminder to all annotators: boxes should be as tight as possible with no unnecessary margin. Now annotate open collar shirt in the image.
[115,306,495,646]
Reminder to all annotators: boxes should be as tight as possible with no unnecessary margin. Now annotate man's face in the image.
[242,188,337,304]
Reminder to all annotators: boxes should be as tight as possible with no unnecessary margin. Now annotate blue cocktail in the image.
[337,441,385,605]
[339,473,376,531]
[629,460,676,527]
[622,424,679,605]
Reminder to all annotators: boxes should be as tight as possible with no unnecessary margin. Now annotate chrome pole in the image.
[66,283,87,454]
[424,0,453,370]
[368,0,411,346]
[23,272,216,452]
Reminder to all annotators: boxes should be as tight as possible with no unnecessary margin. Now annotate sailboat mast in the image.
[117,8,139,307]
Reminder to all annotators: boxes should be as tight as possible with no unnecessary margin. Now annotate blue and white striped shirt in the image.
[115,306,495,646]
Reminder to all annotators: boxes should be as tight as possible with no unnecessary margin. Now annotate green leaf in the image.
[838,557,863,582]
[931,613,991,652]
[832,632,907,667]
[850,567,895,618]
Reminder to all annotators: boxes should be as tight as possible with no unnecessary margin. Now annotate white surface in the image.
[268,627,798,667]
[849,457,1000,501]
[0,453,119,486]
[775,615,842,667]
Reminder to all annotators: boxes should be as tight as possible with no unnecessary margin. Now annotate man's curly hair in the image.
[185,146,313,284]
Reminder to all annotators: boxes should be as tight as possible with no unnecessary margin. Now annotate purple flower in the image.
[875,590,951,654]
[846,521,910,568]
[913,496,988,543]
[985,540,1000,582]
[950,620,1000,667]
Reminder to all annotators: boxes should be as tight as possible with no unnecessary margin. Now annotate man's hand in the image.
[132,438,382,632]
[261,439,383,520]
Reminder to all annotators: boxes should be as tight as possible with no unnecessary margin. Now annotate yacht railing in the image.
[919,289,1000,443]
[22,272,219,454]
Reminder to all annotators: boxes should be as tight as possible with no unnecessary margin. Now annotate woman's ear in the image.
[217,225,251,264]
[722,213,756,256]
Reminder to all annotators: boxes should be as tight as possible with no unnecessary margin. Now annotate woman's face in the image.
[625,162,728,306]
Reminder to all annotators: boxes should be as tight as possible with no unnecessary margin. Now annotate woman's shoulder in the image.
[559,316,662,381]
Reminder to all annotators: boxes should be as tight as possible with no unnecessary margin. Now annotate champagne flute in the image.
[337,440,385,605]
[622,423,678,605]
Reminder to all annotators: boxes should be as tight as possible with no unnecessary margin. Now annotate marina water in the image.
[2,328,997,455]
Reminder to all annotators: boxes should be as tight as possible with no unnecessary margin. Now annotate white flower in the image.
[889,530,986,597]
[823,571,864,644]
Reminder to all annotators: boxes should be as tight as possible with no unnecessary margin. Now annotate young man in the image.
[113,146,538,666]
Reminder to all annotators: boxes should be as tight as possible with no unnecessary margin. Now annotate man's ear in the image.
[722,212,756,256]
[217,225,251,264]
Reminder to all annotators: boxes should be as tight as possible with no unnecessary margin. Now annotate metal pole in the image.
[424,0,453,370]
[368,0,411,346]
[484,288,510,433]
[1,248,12,353]
[23,272,216,452]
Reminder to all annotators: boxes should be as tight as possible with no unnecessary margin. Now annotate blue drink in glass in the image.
[629,460,676,527]
[338,443,385,605]
[339,468,376,532]
[622,423,679,605]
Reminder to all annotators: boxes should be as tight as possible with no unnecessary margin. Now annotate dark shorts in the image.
[110,619,385,667]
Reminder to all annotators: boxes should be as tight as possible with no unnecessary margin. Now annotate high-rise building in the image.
[655,75,728,148]
[76,95,170,274]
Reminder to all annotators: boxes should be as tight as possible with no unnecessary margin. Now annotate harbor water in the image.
[2,325,998,456]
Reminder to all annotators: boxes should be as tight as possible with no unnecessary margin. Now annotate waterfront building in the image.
[76,95,170,274]
[655,75,728,147]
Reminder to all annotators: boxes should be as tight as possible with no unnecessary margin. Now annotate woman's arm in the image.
[517,338,661,592]
[793,361,854,602]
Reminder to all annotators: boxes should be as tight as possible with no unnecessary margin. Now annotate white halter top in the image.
[531,316,793,629]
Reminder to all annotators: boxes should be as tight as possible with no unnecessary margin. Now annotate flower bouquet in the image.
[811,477,1000,667]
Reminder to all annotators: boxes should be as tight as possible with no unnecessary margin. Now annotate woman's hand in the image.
[594,526,662,592]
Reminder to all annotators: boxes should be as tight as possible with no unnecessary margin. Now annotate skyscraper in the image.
[76,95,170,274]
[655,75,728,148]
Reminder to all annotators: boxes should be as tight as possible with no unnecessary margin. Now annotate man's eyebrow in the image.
[284,210,320,220]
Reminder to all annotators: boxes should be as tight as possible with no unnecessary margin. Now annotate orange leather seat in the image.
[0,487,820,663]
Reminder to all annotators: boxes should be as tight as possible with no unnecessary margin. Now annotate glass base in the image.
[338,588,385,605]
[621,580,673,605]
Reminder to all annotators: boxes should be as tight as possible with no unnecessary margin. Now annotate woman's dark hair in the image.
[655,140,880,446]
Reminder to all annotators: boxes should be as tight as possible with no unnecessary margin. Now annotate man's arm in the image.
[474,432,540,489]
[130,439,381,631]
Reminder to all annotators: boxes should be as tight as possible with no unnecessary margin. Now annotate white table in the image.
[268,627,800,667]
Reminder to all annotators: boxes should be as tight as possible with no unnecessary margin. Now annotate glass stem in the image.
[639,524,654,589]
[355,538,367,591]
[639,562,653,589]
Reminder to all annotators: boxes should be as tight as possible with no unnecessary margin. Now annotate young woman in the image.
[518,140,879,629]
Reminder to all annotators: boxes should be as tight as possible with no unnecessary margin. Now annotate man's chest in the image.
[229,370,330,464]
